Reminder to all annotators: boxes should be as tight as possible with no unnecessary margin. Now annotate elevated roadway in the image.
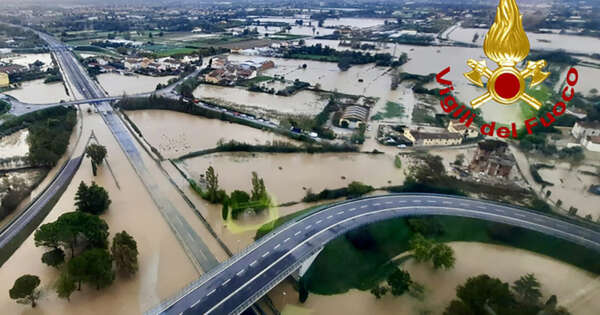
[154,193,600,315]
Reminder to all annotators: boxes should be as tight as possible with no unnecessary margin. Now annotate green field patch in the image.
[372,101,405,120]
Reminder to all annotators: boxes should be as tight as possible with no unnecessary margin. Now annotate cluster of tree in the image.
[350,124,367,144]
[0,100,10,115]
[444,274,571,315]
[283,44,401,69]
[275,79,310,96]
[27,108,77,166]
[409,234,455,269]
[370,268,423,300]
[75,181,111,215]
[0,24,45,48]
[519,133,584,162]
[176,76,201,99]
[303,181,374,203]
[10,184,139,306]
[86,144,107,176]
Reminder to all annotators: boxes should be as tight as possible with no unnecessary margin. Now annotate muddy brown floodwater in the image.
[126,110,300,158]
[5,79,71,104]
[180,152,407,204]
[0,103,229,314]
[271,242,600,315]
[96,73,177,96]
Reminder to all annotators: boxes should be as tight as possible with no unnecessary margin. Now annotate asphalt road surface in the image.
[156,193,600,315]
[39,33,220,273]
[0,157,83,251]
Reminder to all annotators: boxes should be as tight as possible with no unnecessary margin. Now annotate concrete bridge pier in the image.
[292,247,324,281]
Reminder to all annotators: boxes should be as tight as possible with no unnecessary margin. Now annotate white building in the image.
[582,136,600,152]
[572,121,600,139]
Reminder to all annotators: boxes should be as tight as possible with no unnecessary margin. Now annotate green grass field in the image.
[372,101,406,120]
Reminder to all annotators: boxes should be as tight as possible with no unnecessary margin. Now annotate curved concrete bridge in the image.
[151,193,600,315]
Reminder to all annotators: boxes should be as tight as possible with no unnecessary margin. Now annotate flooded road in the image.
[126,110,300,158]
[271,242,600,315]
[0,102,228,314]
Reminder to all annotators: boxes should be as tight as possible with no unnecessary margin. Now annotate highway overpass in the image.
[151,193,600,315]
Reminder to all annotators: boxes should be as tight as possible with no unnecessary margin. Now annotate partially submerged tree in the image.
[111,231,139,277]
[75,181,111,215]
[9,275,41,307]
[86,144,107,176]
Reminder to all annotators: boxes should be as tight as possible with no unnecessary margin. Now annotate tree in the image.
[250,172,267,201]
[444,274,514,315]
[86,144,107,176]
[205,166,220,203]
[430,243,455,270]
[75,181,111,215]
[35,211,109,257]
[111,231,139,277]
[512,274,542,306]
[68,248,114,290]
[409,233,433,262]
[387,268,412,296]
[42,248,65,268]
[545,190,552,198]
[55,272,76,301]
[9,275,40,307]
[556,199,563,208]
[454,153,465,166]
[370,285,388,299]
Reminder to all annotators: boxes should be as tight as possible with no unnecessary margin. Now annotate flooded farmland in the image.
[271,242,600,315]
[125,110,300,158]
[5,78,70,104]
[96,73,177,96]
[180,152,406,204]
[193,84,328,116]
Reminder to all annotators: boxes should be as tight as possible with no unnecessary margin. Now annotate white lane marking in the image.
[206,288,216,297]
[274,244,281,250]
[515,213,526,218]
[412,200,422,203]
[477,205,487,209]
[327,215,333,219]
[398,200,406,203]
[337,211,344,215]
[460,203,469,207]
[496,209,506,213]
[236,269,245,276]
[385,201,393,204]
[373,203,381,206]
[204,204,589,315]
[192,299,202,308]
[316,220,323,224]
[349,207,356,211]
[360,205,368,208]
[262,251,270,258]
[284,238,290,243]
[222,279,231,286]
[294,231,301,236]
[250,260,257,267]
[442,201,452,204]
[305,225,312,230]
[427,200,436,203]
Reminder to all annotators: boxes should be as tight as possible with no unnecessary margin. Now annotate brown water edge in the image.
[125,110,301,159]
[271,242,600,315]
[5,79,71,104]
[0,104,211,314]
[96,73,177,96]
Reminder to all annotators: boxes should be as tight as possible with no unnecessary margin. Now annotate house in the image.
[571,121,600,139]
[259,60,275,71]
[565,107,587,119]
[404,129,463,146]
[0,72,9,87]
[204,69,225,84]
[448,119,479,138]
[582,136,600,152]
[0,64,27,74]
[210,56,228,69]
[469,140,515,178]
[339,105,370,129]
[124,58,141,70]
